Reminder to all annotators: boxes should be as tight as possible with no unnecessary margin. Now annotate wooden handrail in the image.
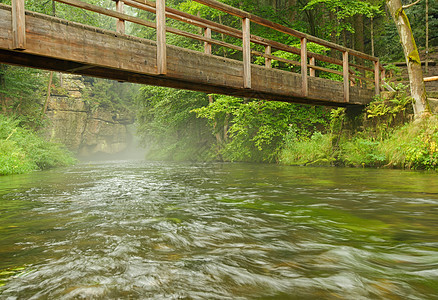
[46,0,382,97]
[192,0,378,62]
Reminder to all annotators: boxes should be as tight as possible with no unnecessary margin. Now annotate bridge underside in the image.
[0,5,373,107]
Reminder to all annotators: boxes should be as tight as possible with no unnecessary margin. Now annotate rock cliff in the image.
[43,74,135,157]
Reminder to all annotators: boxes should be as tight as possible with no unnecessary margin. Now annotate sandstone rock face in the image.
[43,74,135,157]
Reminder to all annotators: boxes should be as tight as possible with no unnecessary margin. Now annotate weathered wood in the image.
[242,17,251,89]
[309,56,315,77]
[116,0,125,34]
[374,60,380,95]
[204,27,211,54]
[156,0,166,74]
[343,51,350,102]
[11,0,25,50]
[301,37,308,97]
[0,5,375,107]
[265,45,271,68]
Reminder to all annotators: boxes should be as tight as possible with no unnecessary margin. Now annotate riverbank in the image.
[280,110,438,170]
[0,115,76,176]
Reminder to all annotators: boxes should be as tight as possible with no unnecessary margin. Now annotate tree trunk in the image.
[386,0,429,116]
[354,14,365,53]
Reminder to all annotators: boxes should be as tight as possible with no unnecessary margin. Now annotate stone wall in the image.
[43,74,135,157]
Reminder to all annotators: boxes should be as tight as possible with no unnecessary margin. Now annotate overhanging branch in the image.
[402,0,421,10]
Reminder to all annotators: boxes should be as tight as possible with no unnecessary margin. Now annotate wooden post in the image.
[242,17,251,89]
[204,27,211,54]
[301,37,308,97]
[265,45,271,68]
[12,0,26,50]
[374,60,380,96]
[156,0,167,74]
[309,56,315,77]
[343,51,349,102]
[116,0,125,34]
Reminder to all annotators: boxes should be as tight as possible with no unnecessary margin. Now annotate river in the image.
[0,161,437,299]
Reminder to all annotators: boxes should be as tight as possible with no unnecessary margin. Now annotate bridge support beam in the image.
[242,17,251,89]
[156,0,167,74]
[343,51,349,102]
[116,0,125,34]
[374,60,380,96]
[301,37,308,97]
[12,0,26,50]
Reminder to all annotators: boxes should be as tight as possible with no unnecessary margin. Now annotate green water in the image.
[0,161,437,299]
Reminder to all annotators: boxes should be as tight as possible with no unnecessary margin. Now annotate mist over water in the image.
[0,161,437,299]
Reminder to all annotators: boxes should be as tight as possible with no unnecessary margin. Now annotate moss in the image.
[408,50,421,65]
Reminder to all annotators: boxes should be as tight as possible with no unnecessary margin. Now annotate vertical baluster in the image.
[116,0,125,34]
[204,27,211,54]
[156,0,166,74]
[309,56,315,77]
[374,60,380,96]
[301,37,308,97]
[265,45,271,68]
[343,51,350,102]
[12,0,26,50]
[242,17,251,89]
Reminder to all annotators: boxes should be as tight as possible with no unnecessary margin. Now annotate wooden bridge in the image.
[0,0,383,107]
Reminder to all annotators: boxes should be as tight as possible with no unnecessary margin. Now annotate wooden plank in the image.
[156,0,166,74]
[116,0,125,34]
[343,51,349,102]
[11,0,25,50]
[374,60,380,95]
[301,37,308,97]
[204,27,211,54]
[424,76,438,82]
[309,56,315,77]
[265,45,271,68]
[242,17,251,89]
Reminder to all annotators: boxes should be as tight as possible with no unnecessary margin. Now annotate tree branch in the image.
[402,0,421,10]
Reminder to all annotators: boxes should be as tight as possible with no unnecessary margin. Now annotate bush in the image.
[340,137,385,167]
[0,114,76,175]
[380,115,438,170]
[279,131,334,166]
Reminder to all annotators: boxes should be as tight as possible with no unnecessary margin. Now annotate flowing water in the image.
[0,161,437,299]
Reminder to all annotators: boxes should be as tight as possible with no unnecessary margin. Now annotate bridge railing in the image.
[13,0,384,102]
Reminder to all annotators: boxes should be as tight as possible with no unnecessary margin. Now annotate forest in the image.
[0,0,437,175]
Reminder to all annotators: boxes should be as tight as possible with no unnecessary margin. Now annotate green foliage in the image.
[340,136,385,167]
[365,83,412,139]
[136,86,213,161]
[0,114,76,176]
[279,131,334,166]
[303,0,383,36]
[0,65,47,127]
[380,116,438,170]
[82,78,137,112]
[193,95,329,162]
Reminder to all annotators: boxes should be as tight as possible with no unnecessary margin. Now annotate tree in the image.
[386,0,429,116]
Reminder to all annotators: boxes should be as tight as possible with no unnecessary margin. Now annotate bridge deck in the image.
[0,3,375,107]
